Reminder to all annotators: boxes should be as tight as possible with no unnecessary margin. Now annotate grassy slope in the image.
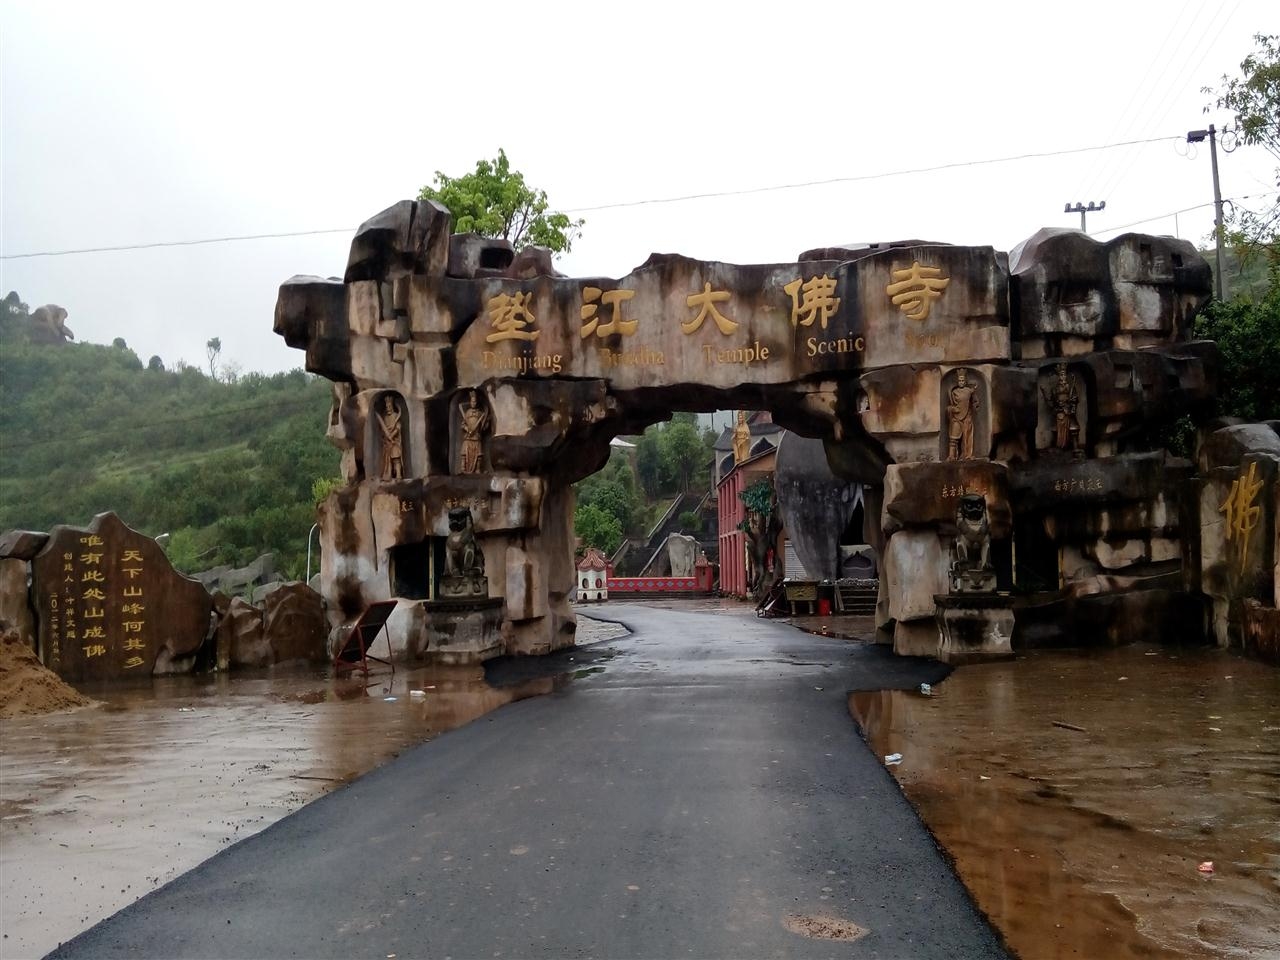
[0,335,338,579]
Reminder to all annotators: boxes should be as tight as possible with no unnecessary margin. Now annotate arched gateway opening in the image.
[276,200,1215,662]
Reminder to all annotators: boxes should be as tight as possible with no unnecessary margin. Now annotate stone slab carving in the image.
[31,513,212,681]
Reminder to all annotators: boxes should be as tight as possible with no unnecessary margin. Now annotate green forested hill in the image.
[1,311,339,579]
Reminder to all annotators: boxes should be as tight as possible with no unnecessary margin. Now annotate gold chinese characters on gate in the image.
[581,287,638,338]
[484,291,538,342]
[481,291,564,374]
[886,261,950,321]
[1219,461,1263,576]
[478,262,953,372]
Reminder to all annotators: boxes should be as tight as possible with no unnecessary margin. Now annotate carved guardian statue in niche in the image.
[458,390,490,475]
[376,395,404,480]
[445,507,483,578]
[1041,362,1082,456]
[950,493,996,593]
[440,507,488,599]
[946,368,980,461]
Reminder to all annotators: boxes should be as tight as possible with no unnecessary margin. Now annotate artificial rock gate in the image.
[276,199,1216,661]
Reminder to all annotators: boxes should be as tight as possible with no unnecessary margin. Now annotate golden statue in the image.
[376,395,403,480]
[458,390,490,474]
[946,369,980,461]
[733,410,750,464]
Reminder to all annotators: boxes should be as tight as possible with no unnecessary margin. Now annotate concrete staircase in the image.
[835,580,878,615]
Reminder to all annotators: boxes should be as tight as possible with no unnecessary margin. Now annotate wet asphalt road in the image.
[47,603,1007,959]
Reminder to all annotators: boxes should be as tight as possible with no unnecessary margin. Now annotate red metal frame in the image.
[333,599,398,680]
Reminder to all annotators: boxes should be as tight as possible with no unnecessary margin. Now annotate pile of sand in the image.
[0,626,95,719]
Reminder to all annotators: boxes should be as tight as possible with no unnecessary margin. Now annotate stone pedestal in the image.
[423,597,503,664]
[934,593,1015,664]
[438,573,488,600]
[949,566,996,594]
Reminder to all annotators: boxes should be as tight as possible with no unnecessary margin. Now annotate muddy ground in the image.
[851,642,1280,960]
[3,604,1277,959]
[0,616,626,959]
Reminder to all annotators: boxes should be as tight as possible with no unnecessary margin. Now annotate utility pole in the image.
[1064,201,1106,232]
[1186,124,1226,300]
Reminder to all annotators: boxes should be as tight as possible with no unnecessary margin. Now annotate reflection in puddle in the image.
[850,644,1280,960]
[0,660,570,959]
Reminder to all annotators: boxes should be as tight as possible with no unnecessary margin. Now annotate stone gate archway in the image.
[276,200,1215,660]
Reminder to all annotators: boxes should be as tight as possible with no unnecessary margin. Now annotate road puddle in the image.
[0,661,566,958]
[850,643,1279,959]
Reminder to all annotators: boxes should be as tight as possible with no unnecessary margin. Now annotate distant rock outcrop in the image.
[27,305,75,344]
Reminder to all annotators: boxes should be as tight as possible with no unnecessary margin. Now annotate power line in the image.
[1090,190,1276,237]
[1,227,356,261]
[2,136,1180,260]
[1080,0,1213,200]
[1092,0,1241,203]
[560,137,1180,213]
[1074,0,1196,199]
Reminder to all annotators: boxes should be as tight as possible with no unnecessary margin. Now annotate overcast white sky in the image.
[1,1,1275,374]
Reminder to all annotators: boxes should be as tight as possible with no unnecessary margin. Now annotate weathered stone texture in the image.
[1192,427,1274,647]
[219,597,267,669]
[274,276,349,379]
[0,558,35,644]
[262,583,327,664]
[775,434,865,581]
[448,233,514,278]
[345,198,450,284]
[880,530,950,624]
[0,530,49,562]
[936,596,1015,664]
[665,534,699,578]
[882,461,1011,538]
[1241,599,1280,665]
[1010,229,1210,352]
[504,545,546,622]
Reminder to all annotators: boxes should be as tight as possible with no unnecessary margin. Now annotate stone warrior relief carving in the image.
[950,493,996,593]
[946,368,981,461]
[1041,362,1083,456]
[376,395,404,480]
[457,390,490,475]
